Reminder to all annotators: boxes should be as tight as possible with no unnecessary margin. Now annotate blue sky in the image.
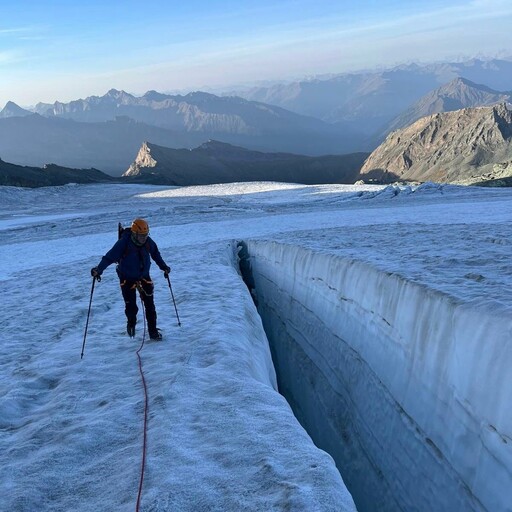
[1,0,511,107]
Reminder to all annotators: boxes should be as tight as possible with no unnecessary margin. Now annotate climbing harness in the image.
[135,279,153,297]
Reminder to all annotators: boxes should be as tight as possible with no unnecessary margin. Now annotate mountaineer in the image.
[91,218,170,340]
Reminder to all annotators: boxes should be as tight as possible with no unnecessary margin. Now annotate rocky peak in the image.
[3,100,20,109]
[105,88,125,98]
[0,101,32,118]
[124,142,158,177]
[439,77,501,96]
[103,89,136,105]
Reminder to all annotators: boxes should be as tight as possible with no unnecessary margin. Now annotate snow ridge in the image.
[243,240,512,512]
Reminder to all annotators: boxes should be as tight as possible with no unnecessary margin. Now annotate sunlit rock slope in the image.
[360,103,512,185]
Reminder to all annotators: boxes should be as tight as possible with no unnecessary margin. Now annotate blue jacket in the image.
[97,231,168,280]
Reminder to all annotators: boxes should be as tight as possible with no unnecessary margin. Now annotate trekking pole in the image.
[166,275,182,327]
[81,276,98,359]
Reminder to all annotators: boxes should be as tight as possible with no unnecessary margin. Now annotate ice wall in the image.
[240,240,512,512]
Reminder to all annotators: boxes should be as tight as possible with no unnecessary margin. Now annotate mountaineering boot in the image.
[127,320,136,337]
[149,328,162,341]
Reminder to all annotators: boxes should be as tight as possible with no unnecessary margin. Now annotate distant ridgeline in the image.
[0,159,114,187]
[123,140,369,186]
[0,141,368,188]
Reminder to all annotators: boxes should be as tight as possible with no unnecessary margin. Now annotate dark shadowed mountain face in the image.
[0,114,206,175]
[359,103,512,185]
[0,159,114,187]
[123,140,369,186]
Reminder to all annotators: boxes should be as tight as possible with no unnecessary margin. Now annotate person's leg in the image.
[140,278,158,336]
[120,279,138,335]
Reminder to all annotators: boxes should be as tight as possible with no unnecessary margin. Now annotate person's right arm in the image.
[94,238,128,275]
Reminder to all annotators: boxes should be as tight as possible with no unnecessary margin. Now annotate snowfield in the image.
[1,181,511,511]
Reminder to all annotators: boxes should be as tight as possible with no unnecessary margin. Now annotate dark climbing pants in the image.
[120,277,157,333]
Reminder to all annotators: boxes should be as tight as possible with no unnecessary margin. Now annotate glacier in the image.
[2,181,512,511]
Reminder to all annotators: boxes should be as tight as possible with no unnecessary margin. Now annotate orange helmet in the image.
[131,218,149,235]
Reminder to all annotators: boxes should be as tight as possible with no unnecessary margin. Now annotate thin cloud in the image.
[0,25,40,36]
[18,36,47,41]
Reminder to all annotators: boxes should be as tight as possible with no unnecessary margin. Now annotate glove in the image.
[163,266,171,278]
[91,267,102,281]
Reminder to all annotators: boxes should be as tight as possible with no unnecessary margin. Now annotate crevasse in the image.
[239,240,512,512]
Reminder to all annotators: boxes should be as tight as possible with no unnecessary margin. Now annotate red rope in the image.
[135,295,148,512]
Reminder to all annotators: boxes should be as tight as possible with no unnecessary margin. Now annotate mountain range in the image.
[32,90,332,136]
[227,58,512,142]
[2,57,512,184]
[0,91,347,173]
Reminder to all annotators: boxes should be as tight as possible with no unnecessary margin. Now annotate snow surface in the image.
[1,181,511,511]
